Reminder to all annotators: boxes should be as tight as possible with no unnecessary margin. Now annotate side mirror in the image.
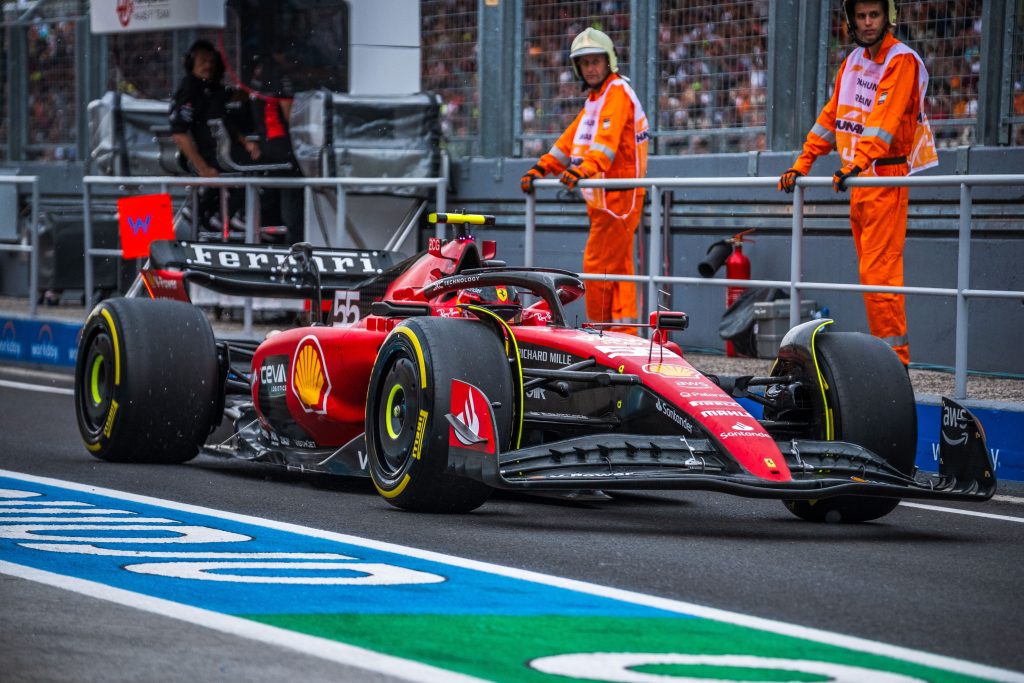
[650,311,689,332]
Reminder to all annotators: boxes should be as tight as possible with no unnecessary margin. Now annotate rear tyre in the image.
[74,298,220,463]
[365,317,512,513]
[783,332,916,523]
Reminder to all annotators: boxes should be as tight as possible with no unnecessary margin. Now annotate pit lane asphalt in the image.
[2,369,1023,682]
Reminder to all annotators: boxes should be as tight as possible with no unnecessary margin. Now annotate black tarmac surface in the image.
[2,368,1023,682]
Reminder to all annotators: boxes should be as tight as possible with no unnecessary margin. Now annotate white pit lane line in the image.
[899,501,1024,523]
[0,379,74,396]
[3,469,1024,683]
[10,373,1024,518]
[0,561,486,683]
[5,379,1024,518]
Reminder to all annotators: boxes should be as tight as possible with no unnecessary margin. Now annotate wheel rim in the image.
[384,383,405,440]
[79,330,114,435]
[375,355,422,476]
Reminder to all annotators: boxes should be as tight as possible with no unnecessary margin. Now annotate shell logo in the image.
[642,363,698,378]
[291,336,332,414]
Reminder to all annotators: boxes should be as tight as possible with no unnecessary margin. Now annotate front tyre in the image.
[365,317,512,513]
[783,331,917,523]
[74,298,220,463]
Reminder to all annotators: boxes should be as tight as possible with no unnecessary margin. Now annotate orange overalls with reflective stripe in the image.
[793,33,937,365]
[538,75,649,334]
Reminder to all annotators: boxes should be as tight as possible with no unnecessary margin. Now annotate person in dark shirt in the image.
[169,40,258,235]
[248,50,304,244]
[170,39,259,176]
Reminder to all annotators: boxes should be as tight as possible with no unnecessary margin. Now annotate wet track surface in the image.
[2,368,1023,682]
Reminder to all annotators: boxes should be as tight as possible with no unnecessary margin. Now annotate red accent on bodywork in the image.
[252,325,387,447]
[481,240,497,261]
[512,326,791,482]
[140,269,189,302]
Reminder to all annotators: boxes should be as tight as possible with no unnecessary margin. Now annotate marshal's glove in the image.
[559,166,586,190]
[520,164,545,194]
[833,165,862,193]
[778,168,804,193]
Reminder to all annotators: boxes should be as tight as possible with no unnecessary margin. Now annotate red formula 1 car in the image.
[73,214,996,523]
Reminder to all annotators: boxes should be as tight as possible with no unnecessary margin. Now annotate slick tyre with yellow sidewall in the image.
[74,298,220,463]
[365,317,513,513]
[784,331,917,523]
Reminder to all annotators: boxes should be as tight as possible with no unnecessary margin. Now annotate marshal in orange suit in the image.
[778,0,938,366]
[521,28,649,335]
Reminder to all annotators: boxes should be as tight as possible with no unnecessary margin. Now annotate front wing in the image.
[452,397,996,503]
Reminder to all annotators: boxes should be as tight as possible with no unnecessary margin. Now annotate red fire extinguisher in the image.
[725,229,755,357]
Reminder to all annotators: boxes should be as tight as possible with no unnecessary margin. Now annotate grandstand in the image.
[0,1,1019,162]
[419,0,1021,156]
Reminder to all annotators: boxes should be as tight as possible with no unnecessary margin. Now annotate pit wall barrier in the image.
[3,170,1020,396]
[0,176,40,316]
[1,310,1021,484]
[526,173,1024,401]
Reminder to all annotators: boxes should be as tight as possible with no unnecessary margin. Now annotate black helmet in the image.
[843,0,896,48]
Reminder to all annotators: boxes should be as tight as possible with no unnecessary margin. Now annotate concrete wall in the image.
[347,0,420,96]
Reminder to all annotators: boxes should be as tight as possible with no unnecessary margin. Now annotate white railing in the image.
[81,175,447,334]
[0,176,40,316]
[525,174,1024,399]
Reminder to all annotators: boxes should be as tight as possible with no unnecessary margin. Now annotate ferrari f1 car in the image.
[73,213,996,523]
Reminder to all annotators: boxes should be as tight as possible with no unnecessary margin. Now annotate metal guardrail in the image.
[0,176,40,317]
[81,175,448,335]
[526,174,1024,399]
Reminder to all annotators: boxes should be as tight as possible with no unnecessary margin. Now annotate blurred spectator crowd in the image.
[421,0,1019,156]
[3,0,1021,161]
[26,20,78,161]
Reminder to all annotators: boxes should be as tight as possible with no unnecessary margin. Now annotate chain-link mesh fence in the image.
[103,9,240,108]
[108,32,175,100]
[108,1,345,103]
[0,0,1020,164]
[422,0,479,157]
[656,1,769,155]
[25,8,81,162]
[1,25,8,161]
[198,5,242,88]
[827,0,983,149]
[520,0,631,157]
[1012,1,1024,145]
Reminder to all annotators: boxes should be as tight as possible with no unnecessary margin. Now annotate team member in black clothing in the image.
[249,50,304,244]
[169,40,258,234]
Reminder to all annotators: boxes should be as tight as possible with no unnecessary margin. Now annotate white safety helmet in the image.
[843,0,896,48]
[569,27,618,79]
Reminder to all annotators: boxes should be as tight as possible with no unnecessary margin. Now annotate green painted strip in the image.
[244,614,994,683]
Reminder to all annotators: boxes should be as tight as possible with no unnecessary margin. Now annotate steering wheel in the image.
[420,267,584,327]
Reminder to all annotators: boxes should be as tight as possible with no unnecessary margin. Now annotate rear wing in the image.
[147,240,402,299]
